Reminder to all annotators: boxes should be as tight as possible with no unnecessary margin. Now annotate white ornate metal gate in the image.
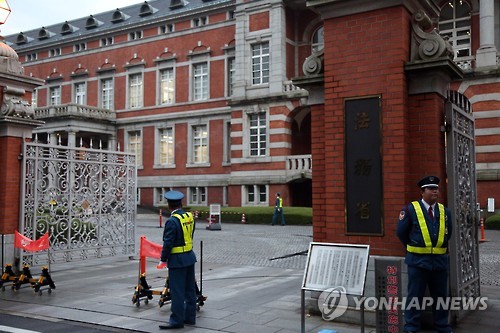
[445,91,480,323]
[19,141,137,266]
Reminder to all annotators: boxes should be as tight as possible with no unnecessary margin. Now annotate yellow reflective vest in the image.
[171,212,194,254]
[406,201,447,255]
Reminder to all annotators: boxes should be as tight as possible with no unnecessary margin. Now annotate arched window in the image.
[438,0,472,59]
[312,26,324,53]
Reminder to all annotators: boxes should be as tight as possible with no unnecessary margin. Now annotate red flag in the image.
[140,236,162,259]
[14,231,50,252]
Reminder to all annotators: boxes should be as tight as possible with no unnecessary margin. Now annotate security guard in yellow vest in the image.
[397,176,453,333]
[271,192,286,226]
[158,190,197,330]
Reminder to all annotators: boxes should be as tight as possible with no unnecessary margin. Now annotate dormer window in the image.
[86,15,101,29]
[15,33,28,45]
[38,27,52,40]
[112,9,128,23]
[170,0,185,9]
[61,21,78,35]
[139,2,156,16]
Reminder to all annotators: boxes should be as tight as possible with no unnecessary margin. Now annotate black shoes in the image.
[159,324,184,329]
[159,321,195,329]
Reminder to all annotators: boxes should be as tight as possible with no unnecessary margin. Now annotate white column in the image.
[67,131,77,147]
[108,134,117,151]
[49,132,57,145]
[476,0,498,68]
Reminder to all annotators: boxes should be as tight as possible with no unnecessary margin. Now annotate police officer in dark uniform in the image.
[157,190,197,329]
[396,176,453,333]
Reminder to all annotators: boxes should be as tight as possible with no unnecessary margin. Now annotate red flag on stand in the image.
[140,236,162,259]
[14,231,50,252]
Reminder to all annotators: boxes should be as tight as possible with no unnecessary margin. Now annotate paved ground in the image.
[0,215,499,333]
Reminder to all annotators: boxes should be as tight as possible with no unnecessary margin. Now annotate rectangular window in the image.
[192,17,207,27]
[160,68,175,104]
[247,185,255,203]
[74,82,86,104]
[224,121,231,163]
[159,127,174,165]
[193,63,208,101]
[128,130,142,166]
[246,185,267,204]
[192,125,208,163]
[49,86,61,105]
[100,37,114,46]
[31,89,37,108]
[156,187,167,205]
[160,24,174,34]
[190,187,207,205]
[249,113,266,156]
[258,185,267,203]
[26,53,37,61]
[101,78,114,110]
[49,48,61,57]
[129,31,142,40]
[129,73,143,108]
[74,43,87,52]
[227,57,235,96]
[251,42,270,85]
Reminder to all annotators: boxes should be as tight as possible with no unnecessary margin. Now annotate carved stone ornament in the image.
[302,50,324,76]
[0,42,24,75]
[0,86,34,118]
[410,10,453,61]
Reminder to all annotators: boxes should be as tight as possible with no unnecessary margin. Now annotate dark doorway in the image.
[290,178,312,207]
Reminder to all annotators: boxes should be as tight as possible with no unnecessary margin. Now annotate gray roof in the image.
[4,0,234,51]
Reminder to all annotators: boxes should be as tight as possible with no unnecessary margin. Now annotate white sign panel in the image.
[488,198,495,212]
[302,242,370,295]
[210,204,221,215]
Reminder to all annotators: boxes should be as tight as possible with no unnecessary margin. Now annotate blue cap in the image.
[418,175,440,188]
[164,190,184,201]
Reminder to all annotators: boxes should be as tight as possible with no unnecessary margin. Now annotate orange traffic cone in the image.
[241,213,246,224]
[480,217,487,242]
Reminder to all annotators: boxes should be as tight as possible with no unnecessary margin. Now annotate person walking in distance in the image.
[157,190,197,329]
[271,192,286,226]
[396,176,453,333]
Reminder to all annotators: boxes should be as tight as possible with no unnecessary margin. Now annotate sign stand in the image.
[207,204,221,230]
[301,242,370,333]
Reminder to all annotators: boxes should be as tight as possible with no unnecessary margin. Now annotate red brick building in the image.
[5,0,314,210]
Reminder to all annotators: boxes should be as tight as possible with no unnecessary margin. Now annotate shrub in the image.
[160,205,313,225]
[485,214,500,230]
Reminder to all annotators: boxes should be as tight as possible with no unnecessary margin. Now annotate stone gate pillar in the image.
[0,43,44,267]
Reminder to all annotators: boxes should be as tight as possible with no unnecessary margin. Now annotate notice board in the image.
[302,242,370,295]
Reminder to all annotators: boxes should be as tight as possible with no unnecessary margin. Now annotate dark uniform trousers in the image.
[405,265,450,332]
[169,264,197,326]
